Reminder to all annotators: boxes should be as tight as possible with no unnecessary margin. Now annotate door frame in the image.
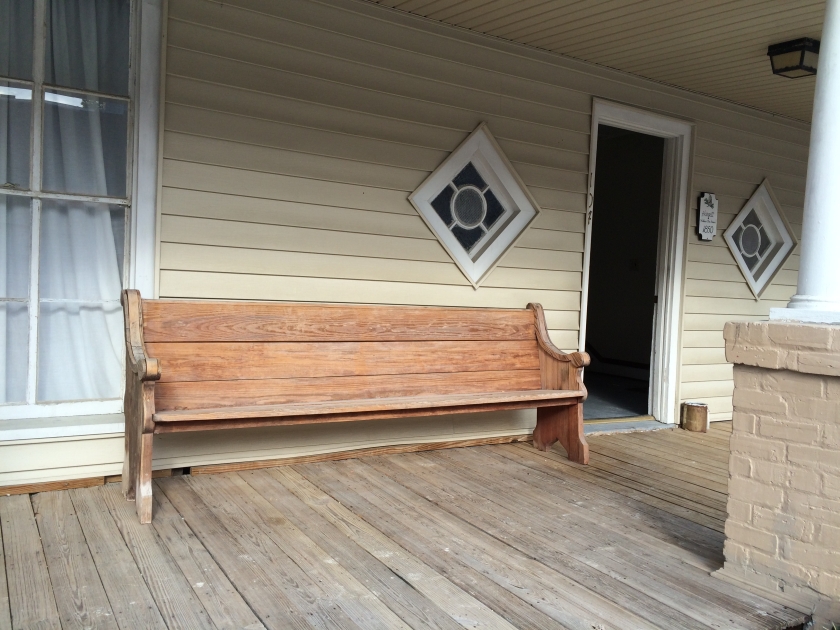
[579,99,694,424]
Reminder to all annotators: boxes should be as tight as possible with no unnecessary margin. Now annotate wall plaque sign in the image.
[698,192,718,241]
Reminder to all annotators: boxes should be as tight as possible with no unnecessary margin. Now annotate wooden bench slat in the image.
[143,301,537,343]
[155,369,543,411]
[148,340,541,383]
[154,390,585,423]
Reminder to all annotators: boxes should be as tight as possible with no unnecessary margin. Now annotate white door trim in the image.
[580,99,694,424]
[129,0,164,298]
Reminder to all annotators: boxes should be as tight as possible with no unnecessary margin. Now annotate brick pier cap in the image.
[715,320,840,626]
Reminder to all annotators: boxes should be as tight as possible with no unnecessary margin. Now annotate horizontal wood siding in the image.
[0,0,813,488]
[160,0,588,356]
[157,0,809,436]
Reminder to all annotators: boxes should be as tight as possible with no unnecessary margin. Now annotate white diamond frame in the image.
[409,123,540,288]
[723,179,797,298]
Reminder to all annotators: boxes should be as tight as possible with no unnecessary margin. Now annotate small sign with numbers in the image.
[698,192,718,241]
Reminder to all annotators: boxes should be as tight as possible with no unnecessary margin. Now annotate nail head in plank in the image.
[98,485,216,630]
[31,491,119,630]
[150,489,266,630]
[0,495,61,630]
[68,488,168,629]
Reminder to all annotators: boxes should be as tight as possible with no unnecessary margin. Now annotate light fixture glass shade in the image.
[767,38,819,78]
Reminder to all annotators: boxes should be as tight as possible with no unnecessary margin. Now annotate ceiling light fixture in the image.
[767,37,820,78]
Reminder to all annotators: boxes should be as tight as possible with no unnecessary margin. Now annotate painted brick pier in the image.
[715,320,840,626]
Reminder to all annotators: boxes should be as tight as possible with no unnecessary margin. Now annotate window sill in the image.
[0,413,125,442]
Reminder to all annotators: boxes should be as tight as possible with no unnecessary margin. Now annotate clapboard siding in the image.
[2,0,815,489]
[156,0,811,439]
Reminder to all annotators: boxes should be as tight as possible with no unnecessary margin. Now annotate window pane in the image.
[42,91,127,196]
[39,200,124,300]
[0,0,34,81]
[45,0,130,96]
[0,193,30,298]
[0,300,28,403]
[37,301,123,401]
[0,81,32,189]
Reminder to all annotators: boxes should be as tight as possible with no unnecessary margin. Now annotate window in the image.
[1,0,133,417]
[724,179,797,298]
[409,124,540,287]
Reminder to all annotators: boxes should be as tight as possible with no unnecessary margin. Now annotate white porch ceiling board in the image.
[373,0,824,121]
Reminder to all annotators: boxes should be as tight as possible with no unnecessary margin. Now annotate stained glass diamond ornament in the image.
[409,124,540,287]
[723,180,797,298]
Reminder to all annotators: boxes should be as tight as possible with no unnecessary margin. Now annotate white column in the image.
[773,0,840,323]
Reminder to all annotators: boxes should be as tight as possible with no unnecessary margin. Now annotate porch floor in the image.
[0,423,808,629]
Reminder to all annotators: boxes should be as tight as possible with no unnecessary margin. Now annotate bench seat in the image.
[153,389,586,429]
[121,290,589,523]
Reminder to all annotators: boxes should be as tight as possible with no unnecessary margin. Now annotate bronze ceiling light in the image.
[767,37,820,78]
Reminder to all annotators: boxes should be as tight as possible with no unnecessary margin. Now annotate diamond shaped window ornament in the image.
[409,123,540,287]
[723,179,797,298]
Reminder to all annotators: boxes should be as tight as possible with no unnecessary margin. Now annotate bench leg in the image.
[123,376,155,523]
[135,432,154,524]
[534,403,589,464]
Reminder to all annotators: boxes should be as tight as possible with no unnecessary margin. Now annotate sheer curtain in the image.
[1,0,33,403]
[1,88,32,405]
[0,193,31,404]
[36,0,128,402]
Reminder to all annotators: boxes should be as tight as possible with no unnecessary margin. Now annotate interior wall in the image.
[586,126,664,379]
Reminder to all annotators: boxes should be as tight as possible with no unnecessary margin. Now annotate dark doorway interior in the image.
[584,125,665,420]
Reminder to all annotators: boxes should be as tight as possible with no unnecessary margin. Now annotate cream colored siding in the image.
[683,161,804,420]
[0,434,123,486]
[0,412,535,486]
[0,0,812,486]
[160,0,591,348]
[158,0,810,432]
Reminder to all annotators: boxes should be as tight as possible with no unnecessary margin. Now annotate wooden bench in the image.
[121,290,590,523]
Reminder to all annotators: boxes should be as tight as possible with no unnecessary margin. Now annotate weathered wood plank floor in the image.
[0,422,807,629]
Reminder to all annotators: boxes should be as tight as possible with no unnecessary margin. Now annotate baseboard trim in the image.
[190,433,533,475]
[1,434,533,494]
[0,476,106,496]
[1,468,180,496]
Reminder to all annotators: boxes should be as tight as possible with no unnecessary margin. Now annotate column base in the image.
[777,294,840,324]
[769,307,840,324]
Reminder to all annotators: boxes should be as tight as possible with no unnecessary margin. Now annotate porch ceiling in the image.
[371,0,824,122]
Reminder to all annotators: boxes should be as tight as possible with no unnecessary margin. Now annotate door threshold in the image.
[585,415,655,425]
[583,416,672,436]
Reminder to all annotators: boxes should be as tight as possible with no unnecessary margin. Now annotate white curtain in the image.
[1,0,32,403]
[36,0,126,402]
[38,202,123,401]
[1,83,32,403]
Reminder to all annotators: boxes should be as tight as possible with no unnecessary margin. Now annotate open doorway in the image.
[580,100,693,424]
[583,125,664,420]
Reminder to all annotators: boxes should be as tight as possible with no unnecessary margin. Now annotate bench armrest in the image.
[527,303,590,369]
[122,289,161,382]
[528,303,589,395]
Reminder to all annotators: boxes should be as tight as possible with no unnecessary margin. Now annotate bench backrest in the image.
[134,298,546,412]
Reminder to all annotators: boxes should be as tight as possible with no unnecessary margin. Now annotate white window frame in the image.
[1,0,161,422]
[723,179,797,299]
[581,99,694,425]
[409,123,540,288]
